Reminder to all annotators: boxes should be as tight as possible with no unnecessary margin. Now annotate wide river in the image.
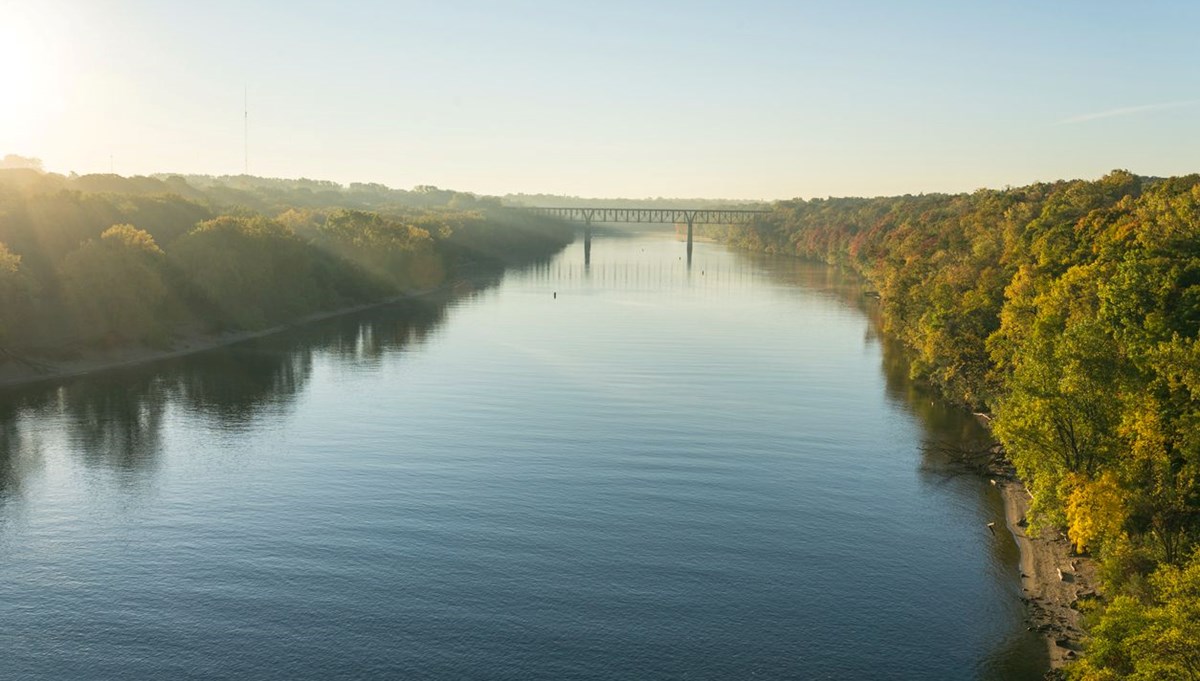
[0,231,1045,680]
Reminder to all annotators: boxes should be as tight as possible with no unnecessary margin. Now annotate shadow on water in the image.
[729,247,1049,680]
[876,331,1049,679]
[63,376,168,472]
[0,401,31,505]
[0,274,503,488]
[550,239,1046,678]
[1,242,1048,678]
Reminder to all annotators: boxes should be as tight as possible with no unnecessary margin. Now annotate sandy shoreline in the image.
[0,289,440,392]
[996,477,1097,672]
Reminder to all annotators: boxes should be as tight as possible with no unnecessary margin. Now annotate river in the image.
[0,230,1045,679]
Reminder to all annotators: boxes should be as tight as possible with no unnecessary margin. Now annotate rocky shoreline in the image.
[987,465,1097,676]
[958,415,1099,676]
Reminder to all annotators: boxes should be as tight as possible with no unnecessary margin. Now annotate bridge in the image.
[520,206,769,263]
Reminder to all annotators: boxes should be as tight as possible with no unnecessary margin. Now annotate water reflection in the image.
[291,294,455,364]
[63,376,168,471]
[177,348,314,428]
[0,281,487,488]
[0,401,30,504]
[0,240,1046,679]
[725,247,1047,678]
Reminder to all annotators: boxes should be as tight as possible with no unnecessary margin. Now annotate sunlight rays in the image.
[0,4,70,151]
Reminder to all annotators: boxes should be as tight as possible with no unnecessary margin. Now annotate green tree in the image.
[1074,549,1200,680]
[0,242,37,347]
[170,216,333,329]
[59,225,169,344]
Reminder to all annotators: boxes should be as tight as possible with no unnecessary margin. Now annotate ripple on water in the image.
[0,235,1045,680]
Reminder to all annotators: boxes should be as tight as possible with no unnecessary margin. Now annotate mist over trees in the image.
[0,155,43,171]
[714,171,1200,678]
[0,169,572,356]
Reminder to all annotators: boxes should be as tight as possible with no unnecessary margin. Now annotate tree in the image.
[0,242,36,346]
[59,225,169,344]
[0,154,43,171]
[1074,549,1200,680]
[992,264,1127,526]
[169,216,333,329]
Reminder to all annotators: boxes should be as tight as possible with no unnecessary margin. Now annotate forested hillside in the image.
[713,171,1200,679]
[0,170,572,356]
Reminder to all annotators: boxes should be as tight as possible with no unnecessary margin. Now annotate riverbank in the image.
[0,289,445,392]
[995,476,1098,674]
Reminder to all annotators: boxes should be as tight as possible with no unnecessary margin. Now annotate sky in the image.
[1,0,1198,199]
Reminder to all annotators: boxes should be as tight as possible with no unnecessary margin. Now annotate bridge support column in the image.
[685,213,695,265]
[583,214,592,267]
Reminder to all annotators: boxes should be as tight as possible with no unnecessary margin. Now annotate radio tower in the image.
[243,86,248,175]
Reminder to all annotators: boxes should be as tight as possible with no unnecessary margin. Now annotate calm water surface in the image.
[0,232,1045,679]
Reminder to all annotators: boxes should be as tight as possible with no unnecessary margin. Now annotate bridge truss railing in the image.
[515,206,771,263]
[519,207,769,225]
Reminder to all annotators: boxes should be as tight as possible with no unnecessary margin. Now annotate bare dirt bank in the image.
[996,477,1098,673]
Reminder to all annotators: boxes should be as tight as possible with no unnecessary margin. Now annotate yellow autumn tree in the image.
[1065,471,1127,554]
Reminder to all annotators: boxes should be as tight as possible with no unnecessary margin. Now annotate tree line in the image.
[712,171,1200,679]
[0,169,572,355]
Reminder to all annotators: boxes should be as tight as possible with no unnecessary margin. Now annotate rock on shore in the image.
[998,478,1097,673]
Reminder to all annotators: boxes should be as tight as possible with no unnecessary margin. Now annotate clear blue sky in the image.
[3,0,1198,198]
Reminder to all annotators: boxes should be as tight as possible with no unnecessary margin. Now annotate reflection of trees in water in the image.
[0,401,30,503]
[737,249,1044,666]
[166,296,446,425]
[0,392,55,505]
[877,325,993,457]
[740,252,868,304]
[742,249,988,445]
[724,250,888,335]
[0,281,477,489]
[61,376,168,471]
[727,250,882,339]
[732,247,985,448]
[750,254,987,450]
[488,255,553,281]
[172,348,314,430]
[740,252,1044,678]
[291,294,454,366]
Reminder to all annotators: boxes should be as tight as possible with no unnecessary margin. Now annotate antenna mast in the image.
[243,86,248,174]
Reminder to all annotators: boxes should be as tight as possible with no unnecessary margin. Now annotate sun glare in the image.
[0,8,67,150]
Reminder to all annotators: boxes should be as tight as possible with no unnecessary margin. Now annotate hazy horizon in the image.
[1,156,1166,204]
[3,1,1198,199]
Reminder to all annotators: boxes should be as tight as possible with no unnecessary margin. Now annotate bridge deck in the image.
[520,207,768,224]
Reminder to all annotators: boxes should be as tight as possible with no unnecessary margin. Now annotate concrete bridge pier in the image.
[685,212,695,265]
[583,210,593,266]
[686,213,700,266]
